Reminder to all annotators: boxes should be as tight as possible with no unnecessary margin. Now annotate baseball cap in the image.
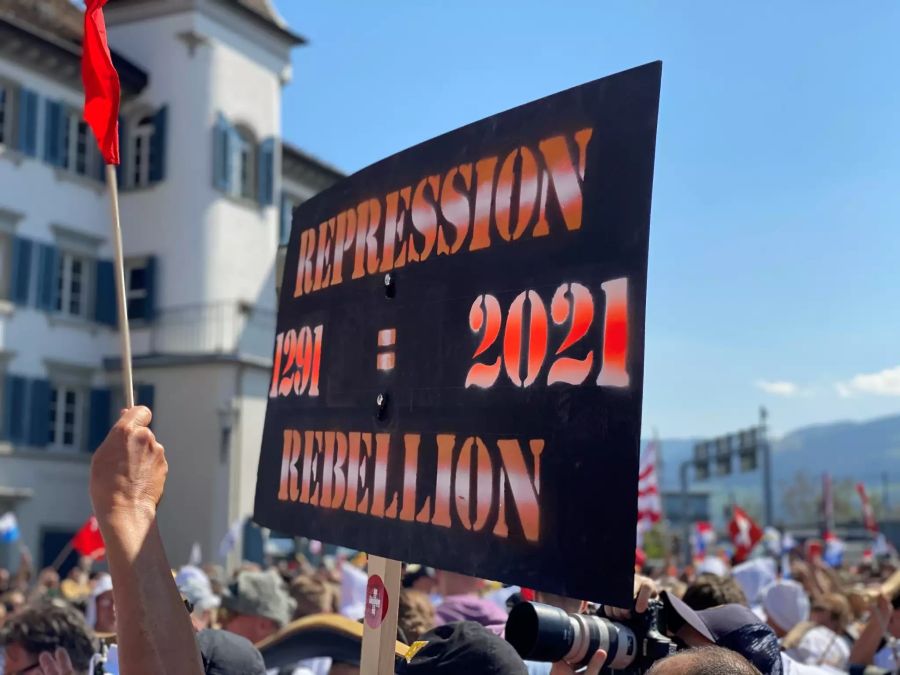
[222,570,296,627]
[197,629,266,675]
[400,621,527,674]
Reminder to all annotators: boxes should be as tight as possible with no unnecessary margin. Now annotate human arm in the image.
[89,406,203,675]
[848,594,891,667]
[550,649,608,675]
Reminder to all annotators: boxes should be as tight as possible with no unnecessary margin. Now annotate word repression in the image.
[293,127,593,297]
[278,429,544,543]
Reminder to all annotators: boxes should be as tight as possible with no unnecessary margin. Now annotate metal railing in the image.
[132,301,276,360]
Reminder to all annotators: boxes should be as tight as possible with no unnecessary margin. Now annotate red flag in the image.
[636,439,662,545]
[728,506,762,563]
[81,0,120,165]
[856,483,878,533]
[73,516,106,559]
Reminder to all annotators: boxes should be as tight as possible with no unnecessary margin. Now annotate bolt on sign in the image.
[255,62,662,606]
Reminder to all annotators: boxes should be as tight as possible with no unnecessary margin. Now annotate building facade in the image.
[0,0,341,570]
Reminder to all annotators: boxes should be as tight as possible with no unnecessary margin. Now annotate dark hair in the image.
[0,600,97,672]
[682,574,749,610]
[647,646,762,675]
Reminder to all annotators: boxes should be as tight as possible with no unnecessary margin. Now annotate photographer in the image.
[89,406,204,675]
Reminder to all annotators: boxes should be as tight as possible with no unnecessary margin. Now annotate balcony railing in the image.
[131,302,276,361]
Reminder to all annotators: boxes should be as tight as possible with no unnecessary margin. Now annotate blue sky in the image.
[276,1,900,438]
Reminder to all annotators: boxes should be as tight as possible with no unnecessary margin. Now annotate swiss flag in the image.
[728,506,762,563]
[73,516,106,560]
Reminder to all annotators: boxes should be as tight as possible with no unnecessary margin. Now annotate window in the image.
[48,384,84,450]
[0,82,9,146]
[232,127,257,200]
[280,194,302,245]
[61,109,98,178]
[130,115,154,188]
[55,252,90,318]
[125,258,149,319]
[0,233,10,300]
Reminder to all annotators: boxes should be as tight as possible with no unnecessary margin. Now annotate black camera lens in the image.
[506,601,576,663]
[506,601,638,668]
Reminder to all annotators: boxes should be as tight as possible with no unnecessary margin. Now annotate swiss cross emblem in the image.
[365,574,389,629]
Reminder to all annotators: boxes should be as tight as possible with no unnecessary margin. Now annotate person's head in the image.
[434,570,482,596]
[810,592,851,634]
[399,621,526,673]
[402,565,436,595]
[36,569,60,591]
[289,575,335,618]
[0,568,9,592]
[85,573,116,634]
[762,580,810,637]
[0,600,97,675]
[177,566,222,631]
[2,591,26,616]
[645,645,761,674]
[222,570,296,644]
[397,589,436,644]
[196,628,267,675]
[682,574,748,610]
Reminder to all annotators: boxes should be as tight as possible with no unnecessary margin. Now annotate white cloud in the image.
[755,380,799,397]
[835,365,900,398]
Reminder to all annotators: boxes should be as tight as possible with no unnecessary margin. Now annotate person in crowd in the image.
[432,571,508,634]
[402,566,436,595]
[177,566,222,631]
[85,573,116,635]
[763,580,811,638]
[89,406,204,674]
[400,620,527,674]
[221,569,296,644]
[682,572,749,611]
[397,589,436,644]
[197,628,267,675]
[290,575,336,619]
[733,558,778,618]
[1,591,25,618]
[0,600,96,675]
[849,593,900,671]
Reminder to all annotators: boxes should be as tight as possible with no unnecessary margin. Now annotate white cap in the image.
[763,579,810,632]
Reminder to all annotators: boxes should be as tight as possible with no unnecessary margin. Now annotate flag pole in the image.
[105,164,134,408]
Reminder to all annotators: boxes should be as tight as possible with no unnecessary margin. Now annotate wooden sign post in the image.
[254,61,662,674]
[360,555,402,674]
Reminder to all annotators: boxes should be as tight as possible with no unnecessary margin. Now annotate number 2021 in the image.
[269,324,324,398]
[465,278,629,390]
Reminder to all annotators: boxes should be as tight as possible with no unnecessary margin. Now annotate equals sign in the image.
[376,328,396,371]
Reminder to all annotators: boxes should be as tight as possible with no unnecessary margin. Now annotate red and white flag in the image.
[73,516,106,560]
[728,506,762,563]
[856,483,878,533]
[636,439,662,545]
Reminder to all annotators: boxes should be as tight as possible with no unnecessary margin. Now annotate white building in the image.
[0,0,342,570]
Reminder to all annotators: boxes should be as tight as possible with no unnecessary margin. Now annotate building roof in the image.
[227,0,307,45]
[0,0,148,95]
[282,142,345,191]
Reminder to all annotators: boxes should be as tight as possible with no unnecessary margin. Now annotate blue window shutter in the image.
[27,378,50,447]
[149,105,168,184]
[117,116,127,186]
[2,375,27,443]
[257,137,275,206]
[43,100,63,167]
[213,113,231,192]
[88,388,112,452]
[36,244,59,312]
[11,237,33,306]
[17,88,39,156]
[136,383,155,412]
[94,259,116,326]
[144,256,157,321]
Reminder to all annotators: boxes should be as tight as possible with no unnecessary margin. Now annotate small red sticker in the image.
[365,574,389,629]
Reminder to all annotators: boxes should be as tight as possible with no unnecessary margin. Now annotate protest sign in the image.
[255,61,661,606]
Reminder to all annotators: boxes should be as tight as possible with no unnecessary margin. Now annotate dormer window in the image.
[233,126,257,201]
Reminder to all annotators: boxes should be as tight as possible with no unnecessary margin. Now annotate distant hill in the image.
[645,413,900,526]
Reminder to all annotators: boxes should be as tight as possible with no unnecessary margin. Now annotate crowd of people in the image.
[0,406,898,674]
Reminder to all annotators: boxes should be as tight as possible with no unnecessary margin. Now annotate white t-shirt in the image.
[780,653,844,674]
[784,625,850,671]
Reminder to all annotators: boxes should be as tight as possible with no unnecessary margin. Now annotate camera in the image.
[505,599,676,673]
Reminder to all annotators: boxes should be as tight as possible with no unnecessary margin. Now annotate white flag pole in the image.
[105,164,134,408]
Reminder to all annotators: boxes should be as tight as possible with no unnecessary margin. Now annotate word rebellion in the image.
[277,429,544,542]
[293,127,593,297]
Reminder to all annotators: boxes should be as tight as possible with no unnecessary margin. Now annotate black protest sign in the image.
[254,62,661,606]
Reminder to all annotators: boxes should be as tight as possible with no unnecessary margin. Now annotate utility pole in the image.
[760,406,774,527]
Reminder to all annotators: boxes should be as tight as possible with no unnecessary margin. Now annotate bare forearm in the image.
[849,616,882,666]
[101,510,203,675]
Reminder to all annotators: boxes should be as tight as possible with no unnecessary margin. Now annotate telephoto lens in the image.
[505,601,638,669]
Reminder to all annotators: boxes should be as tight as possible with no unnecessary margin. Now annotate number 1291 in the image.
[269,324,324,398]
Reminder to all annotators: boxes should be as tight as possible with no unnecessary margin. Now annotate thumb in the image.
[122,405,153,429]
